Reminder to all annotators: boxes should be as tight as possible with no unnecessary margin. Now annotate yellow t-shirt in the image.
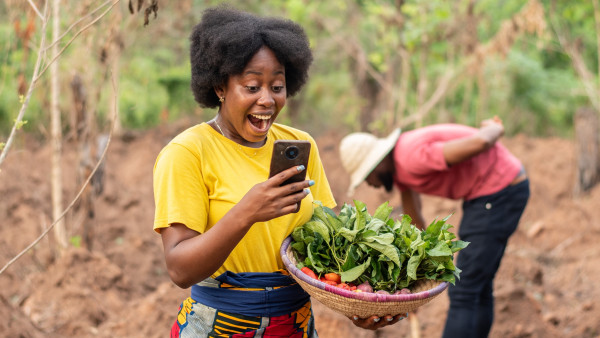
[153,122,336,276]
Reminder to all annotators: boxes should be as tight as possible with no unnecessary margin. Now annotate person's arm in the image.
[442,116,504,166]
[160,165,312,289]
[401,189,426,230]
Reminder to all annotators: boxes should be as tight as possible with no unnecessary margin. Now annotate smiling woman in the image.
[213,46,287,146]
[152,5,337,338]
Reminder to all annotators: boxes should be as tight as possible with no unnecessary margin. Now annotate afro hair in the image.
[189,6,314,108]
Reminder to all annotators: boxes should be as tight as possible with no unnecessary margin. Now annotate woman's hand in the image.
[236,165,313,224]
[349,313,408,330]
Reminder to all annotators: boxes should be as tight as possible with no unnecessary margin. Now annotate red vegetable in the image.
[356,281,373,293]
[337,283,351,290]
[324,273,342,284]
[301,267,318,279]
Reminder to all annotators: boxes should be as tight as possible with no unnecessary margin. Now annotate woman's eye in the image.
[246,86,259,92]
[273,86,284,93]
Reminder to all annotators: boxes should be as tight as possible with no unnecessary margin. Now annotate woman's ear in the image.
[214,85,225,99]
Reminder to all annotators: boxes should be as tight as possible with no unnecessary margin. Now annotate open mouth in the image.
[248,114,271,132]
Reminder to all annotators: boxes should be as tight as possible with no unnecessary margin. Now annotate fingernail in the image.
[373,317,380,323]
[297,165,305,171]
[304,188,311,194]
[308,180,315,186]
[353,316,358,321]
[387,317,393,322]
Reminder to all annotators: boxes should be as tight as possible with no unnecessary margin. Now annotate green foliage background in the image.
[0,0,596,139]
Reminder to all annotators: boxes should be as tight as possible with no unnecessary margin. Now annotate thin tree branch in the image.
[592,0,600,107]
[0,0,121,169]
[43,0,115,53]
[35,0,121,81]
[549,1,600,111]
[312,14,394,95]
[0,71,119,276]
[0,2,49,168]
[27,0,45,21]
[400,67,456,128]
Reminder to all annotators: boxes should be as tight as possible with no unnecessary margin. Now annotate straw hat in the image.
[339,128,401,196]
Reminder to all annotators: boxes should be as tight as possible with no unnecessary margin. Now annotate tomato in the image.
[337,283,351,290]
[324,272,342,284]
[301,267,318,279]
[323,280,338,286]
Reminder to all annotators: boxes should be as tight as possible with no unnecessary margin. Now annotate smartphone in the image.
[269,140,311,185]
[269,140,311,212]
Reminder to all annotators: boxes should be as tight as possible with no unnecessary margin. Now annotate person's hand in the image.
[480,115,503,128]
[480,115,504,138]
[236,165,313,224]
[349,313,408,330]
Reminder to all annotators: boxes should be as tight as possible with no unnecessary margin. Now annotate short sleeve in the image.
[153,143,209,233]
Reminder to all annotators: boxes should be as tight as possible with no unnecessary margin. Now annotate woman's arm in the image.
[160,165,313,288]
[442,117,504,166]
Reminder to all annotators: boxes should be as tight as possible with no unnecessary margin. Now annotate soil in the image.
[1,120,599,338]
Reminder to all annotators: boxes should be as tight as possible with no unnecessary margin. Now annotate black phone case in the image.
[269,140,311,213]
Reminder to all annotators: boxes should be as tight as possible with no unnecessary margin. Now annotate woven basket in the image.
[280,236,449,318]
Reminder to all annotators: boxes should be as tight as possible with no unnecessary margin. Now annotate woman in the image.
[153,6,404,337]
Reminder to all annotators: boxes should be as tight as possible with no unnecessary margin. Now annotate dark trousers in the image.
[442,179,529,338]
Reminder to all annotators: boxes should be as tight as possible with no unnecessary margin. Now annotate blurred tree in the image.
[50,0,67,250]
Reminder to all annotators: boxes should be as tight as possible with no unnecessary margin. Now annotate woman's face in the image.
[216,46,286,147]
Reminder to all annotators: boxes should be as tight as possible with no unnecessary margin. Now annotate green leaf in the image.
[365,218,387,234]
[304,220,330,242]
[14,119,27,130]
[353,200,368,230]
[340,257,371,282]
[338,227,359,242]
[372,201,393,221]
[406,254,422,280]
[313,204,341,233]
[69,236,82,248]
[427,240,453,257]
[361,241,400,266]
[451,240,470,253]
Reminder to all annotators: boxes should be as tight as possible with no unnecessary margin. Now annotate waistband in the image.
[190,271,310,317]
[510,166,527,186]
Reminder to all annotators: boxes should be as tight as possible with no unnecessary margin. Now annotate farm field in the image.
[1,121,599,338]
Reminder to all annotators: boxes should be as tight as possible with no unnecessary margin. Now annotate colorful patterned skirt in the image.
[170,271,318,338]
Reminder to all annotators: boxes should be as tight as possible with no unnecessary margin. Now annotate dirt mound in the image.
[1,124,599,337]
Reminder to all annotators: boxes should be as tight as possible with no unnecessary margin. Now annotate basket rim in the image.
[280,236,449,303]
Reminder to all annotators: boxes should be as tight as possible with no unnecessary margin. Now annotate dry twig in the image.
[0,71,119,276]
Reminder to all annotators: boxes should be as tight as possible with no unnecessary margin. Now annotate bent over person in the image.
[339,117,530,338]
[153,6,405,337]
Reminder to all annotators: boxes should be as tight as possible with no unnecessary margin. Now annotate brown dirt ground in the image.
[1,121,599,338]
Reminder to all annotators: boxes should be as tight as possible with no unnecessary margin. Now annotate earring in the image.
[219,96,225,103]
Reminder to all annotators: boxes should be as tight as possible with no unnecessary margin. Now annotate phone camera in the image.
[284,146,299,160]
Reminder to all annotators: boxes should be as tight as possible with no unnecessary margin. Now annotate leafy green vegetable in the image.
[291,201,470,292]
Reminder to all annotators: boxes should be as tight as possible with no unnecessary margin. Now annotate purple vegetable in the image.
[356,281,373,293]
[394,288,411,295]
[376,290,390,295]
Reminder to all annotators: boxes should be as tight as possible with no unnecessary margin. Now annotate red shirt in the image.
[393,124,522,201]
